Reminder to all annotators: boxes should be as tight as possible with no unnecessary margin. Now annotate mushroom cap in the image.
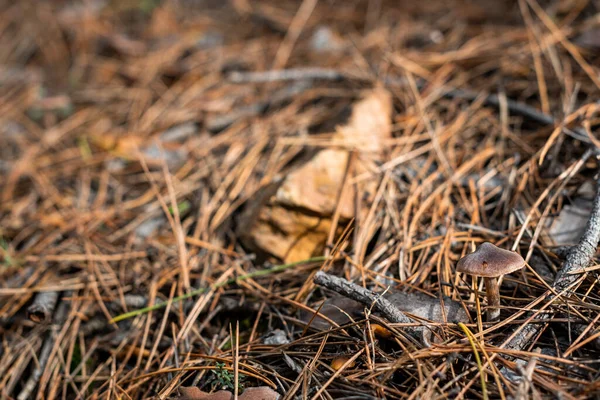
[456,242,525,278]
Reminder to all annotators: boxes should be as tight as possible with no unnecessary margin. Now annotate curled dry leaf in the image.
[370,323,393,339]
[176,387,279,400]
[240,88,392,262]
[331,356,356,371]
[548,198,593,246]
[238,387,280,400]
[177,387,232,400]
[263,329,289,345]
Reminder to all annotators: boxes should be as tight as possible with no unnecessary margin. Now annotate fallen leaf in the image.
[387,290,468,324]
[335,86,392,153]
[548,198,593,246]
[263,329,289,345]
[331,356,356,371]
[238,387,280,400]
[370,324,393,339]
[240,88,393,262]
[275,149,354,217]
[299,296,364,330]
[176,387,231,400]
[175,387,279,400]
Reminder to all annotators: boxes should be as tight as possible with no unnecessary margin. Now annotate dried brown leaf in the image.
[175,387,279,400]
[176,387,232,400]
[238,387,280,400]
[241,88,393,261]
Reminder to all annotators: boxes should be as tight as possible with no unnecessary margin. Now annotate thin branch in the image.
[312,271,425,344]
[502,173,600,354]
[228,68,349,83]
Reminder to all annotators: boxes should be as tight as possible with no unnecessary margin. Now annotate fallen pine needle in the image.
[458,322,488,400]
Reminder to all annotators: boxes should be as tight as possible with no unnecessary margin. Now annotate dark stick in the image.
[206,81,311,132]
[228,67,591,144]
[27,291,59,323]
[502,174,600,354]
[313,271,425,343]
[441,88,590,143]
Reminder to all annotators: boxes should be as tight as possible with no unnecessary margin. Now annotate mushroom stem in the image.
[484,277,501,321]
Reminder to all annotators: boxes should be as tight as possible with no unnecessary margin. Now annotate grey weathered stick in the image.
[313,271,425,342]
[228,68,349,83]
[27,291,59,323]
[206,81,311,132]
[502,175,600,353]
[17,292,70,400]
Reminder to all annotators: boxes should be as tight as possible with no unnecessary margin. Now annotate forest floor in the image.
[2,0,600,399]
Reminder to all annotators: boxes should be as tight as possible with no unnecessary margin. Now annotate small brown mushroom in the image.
[457,242,525,321]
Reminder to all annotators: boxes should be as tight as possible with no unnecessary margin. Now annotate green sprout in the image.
[206,362,245,392]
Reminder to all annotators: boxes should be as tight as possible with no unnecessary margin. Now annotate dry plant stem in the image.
[503,175,600,354]
[17,293,70,400]
[484,277,500,322]
[228,68,349,83]
[27,290,59,323]
[312,271,424,343]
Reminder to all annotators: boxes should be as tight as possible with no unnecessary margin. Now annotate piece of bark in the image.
[27,291,59,323]
[301,284,468,343]
[17,292,71,400]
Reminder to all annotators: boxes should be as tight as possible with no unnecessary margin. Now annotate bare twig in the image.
[502,173,600,354]
[312,271,425,343]
[228,68,349,83]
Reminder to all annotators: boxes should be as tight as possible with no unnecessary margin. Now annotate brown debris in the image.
[2,1,600,399]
